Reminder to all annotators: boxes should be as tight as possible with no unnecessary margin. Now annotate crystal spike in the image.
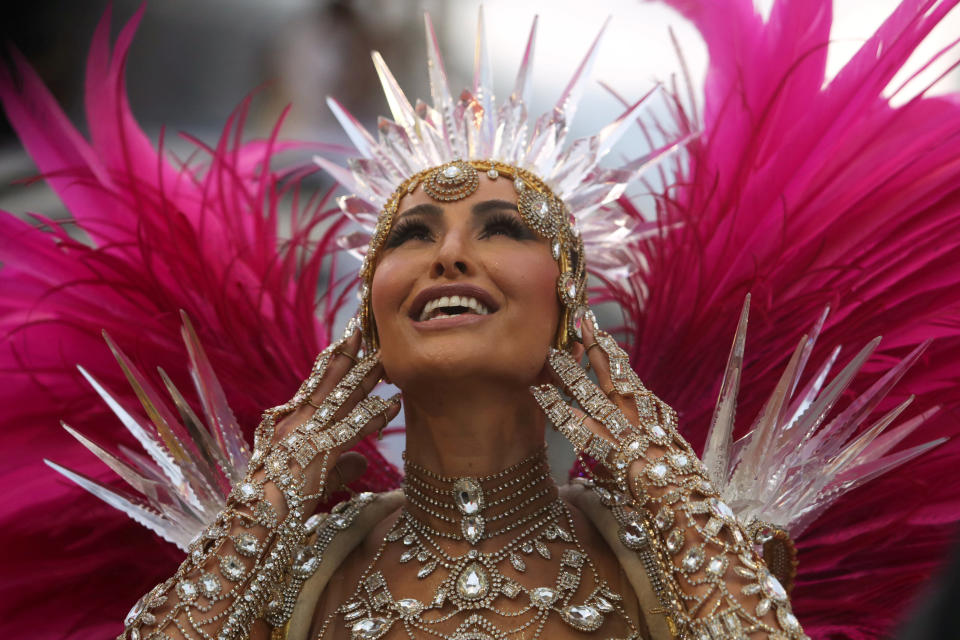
[702,297,944,536]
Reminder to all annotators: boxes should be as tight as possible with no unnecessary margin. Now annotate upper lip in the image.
[409,283,500,320]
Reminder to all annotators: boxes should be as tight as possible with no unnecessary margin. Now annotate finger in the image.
[547,348,632,440]
[274,326,365,437]
[330,451,368,487]
[305,352,381,430]
[530,383,617,461]
[330,355,388,425]
[581,312,610,386]
[324,393,401,454]
[307,325,364,405]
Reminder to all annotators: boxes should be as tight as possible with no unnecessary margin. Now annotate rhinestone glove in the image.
[119,323,399,640]
[531,314,807,640]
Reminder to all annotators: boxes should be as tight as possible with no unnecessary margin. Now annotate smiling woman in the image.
[5,1,960,639]
[373,179,560,397]
[113,6,808,634]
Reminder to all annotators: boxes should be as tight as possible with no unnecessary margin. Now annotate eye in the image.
[480,213,535,240]
[385,219,433,248]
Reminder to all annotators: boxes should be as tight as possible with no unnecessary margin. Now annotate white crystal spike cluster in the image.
[45,314,250,551]
[703,297,945,537]
[315,9,681,273]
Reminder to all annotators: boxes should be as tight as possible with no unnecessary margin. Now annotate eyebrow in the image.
[395,199,519,220]
[395,203,443,220]
[472,199,520,215]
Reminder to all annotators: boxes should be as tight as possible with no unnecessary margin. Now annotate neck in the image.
[403,446,557,544]
[400,376,548,477]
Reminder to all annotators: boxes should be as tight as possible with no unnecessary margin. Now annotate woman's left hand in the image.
[530,311,700,496]
[530,312,807,640]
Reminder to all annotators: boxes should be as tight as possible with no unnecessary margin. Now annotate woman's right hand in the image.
[255,320,401,505]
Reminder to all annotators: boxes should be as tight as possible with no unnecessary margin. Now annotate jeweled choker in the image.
[402,447,557,545]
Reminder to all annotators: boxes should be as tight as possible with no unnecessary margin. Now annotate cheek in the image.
[491,249,560,341]
[370,253,418,339]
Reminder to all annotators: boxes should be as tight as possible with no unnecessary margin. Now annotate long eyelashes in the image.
[479,213,536,240]
[384,219,432,248]
[384,213,534,248]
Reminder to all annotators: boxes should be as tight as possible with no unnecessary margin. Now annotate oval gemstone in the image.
[293,547,319,577]
[706,557,726,576]
[462,515,484,544]
[620,521,647,549]
[562,604,603,631]
[303,514,326,534]
[760,570,788,602]
[594,596,614,613]
[563,277,577,301]
[125,598,145,624]
[352,617,389,639]
[530,587,557,607]
[683,548,705,572]
[396,598,424,618]
[666,529,685,554]
[572,306,586,339]
[778,608,801,631]
[453,478,482,515]
[443,165,462,179]
[456,562,489,600]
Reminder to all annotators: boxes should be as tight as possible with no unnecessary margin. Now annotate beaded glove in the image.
[120,322,399,640]
[531,314,807,640]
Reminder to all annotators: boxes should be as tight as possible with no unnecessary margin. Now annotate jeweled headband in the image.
[315,9,663,349]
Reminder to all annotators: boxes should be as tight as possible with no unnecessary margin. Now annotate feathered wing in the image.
[602,0,960,637]
[0,7,400,638]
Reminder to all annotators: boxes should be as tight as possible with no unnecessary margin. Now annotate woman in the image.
[5,3,960,640]
[121,182,802,640]
[117,11,804,637]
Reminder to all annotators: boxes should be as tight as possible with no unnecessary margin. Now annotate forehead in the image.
[396,175,520,216]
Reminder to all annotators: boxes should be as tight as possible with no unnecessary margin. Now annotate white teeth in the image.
[418,295,491,321]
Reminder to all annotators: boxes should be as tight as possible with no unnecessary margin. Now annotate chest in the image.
[307,503,647,640]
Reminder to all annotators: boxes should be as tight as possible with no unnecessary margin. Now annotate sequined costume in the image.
[2,2,960,639]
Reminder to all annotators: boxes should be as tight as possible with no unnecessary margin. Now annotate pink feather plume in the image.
[0,7,399,637]
[594,0,960,636]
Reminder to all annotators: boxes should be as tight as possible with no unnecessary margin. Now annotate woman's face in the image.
[370,176,560,391]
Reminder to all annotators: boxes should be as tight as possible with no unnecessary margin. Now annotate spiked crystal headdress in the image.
[315,10,667,349]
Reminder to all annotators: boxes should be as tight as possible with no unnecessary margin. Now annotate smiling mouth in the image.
[417,295,492,322]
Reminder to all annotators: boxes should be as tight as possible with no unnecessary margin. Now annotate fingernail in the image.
[343,317,360,339]
[586,310,599,332]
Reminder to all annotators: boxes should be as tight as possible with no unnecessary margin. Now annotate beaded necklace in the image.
[316,449,639,640]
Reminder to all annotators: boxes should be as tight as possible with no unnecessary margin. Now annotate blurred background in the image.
[2,0,959,483]
[4,0,959,219]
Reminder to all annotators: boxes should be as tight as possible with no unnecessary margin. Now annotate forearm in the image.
[534,332,806,639]
[120,330,392,640]
[120,421,334,640]
[616,399,802,638]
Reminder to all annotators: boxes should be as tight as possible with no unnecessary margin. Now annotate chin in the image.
[384,339,547,391]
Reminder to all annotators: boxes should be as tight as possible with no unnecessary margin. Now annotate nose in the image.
[431,230,471,278]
